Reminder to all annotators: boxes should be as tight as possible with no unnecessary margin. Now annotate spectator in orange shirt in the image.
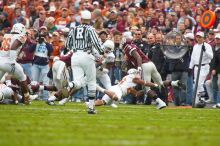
[49,31,64,67]
[55,7,70,30]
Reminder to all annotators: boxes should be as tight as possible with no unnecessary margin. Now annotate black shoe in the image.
[88,108,97,114]
[177,81,186,90]
[195,100,206,108]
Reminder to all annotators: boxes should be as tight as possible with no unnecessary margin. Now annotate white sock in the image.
[39,85,44,91]
[156,98,162,103]
[5,80,12,86]
[48,95,56,101]
[88,99,95,109]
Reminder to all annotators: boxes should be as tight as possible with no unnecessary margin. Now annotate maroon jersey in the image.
[60,51,73,67]
[124,43,150,67]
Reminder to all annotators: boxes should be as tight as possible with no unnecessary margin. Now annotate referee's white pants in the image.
[194,65,210,103]
[141,62,163,91]
[71,52,96,97]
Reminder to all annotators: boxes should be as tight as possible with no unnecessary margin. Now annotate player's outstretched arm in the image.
[132,77,158,88]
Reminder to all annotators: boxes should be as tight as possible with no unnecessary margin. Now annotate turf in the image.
[0,101,219,146]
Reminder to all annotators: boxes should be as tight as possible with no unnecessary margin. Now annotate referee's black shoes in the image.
[88,108,97,114]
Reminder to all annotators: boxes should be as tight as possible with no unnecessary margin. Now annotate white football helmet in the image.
[11,23,26,35]
[127,68,138,75]
[103,40,115,52]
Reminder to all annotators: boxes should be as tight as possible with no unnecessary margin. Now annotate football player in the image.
[0,23,32,104]
[90,68,183,109]
[96,39,115,89]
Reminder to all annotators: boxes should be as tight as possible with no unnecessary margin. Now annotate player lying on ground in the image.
[30,80,75,105]
[0,74,38,104]
[91,68,185,109]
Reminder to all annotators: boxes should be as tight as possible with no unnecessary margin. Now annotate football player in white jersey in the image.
[0,74,38,104]
[52,57,70,90]
[96,39,115,89]
[93,68,183,109]
[0,83,20,104]
[0,23,33,104]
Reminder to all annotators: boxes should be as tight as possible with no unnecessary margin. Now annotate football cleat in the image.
[58,98,69,105]
[88,108,97,114]
[195,100,206,108]
[212,103,220,108]
[156,98,167,110]
[29,95,38,101]
[156,102,167,110]
[110,103,118,108]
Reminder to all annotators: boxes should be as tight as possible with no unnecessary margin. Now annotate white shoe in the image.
[58,98,69,105]
[212,105,217,108]
[216,103,220,108]
[212,104,220,108]
[156,98,166,110]
[110,103,118,108]
[29,95,38,101]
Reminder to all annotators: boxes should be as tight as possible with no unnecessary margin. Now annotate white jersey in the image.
[96,52,115,89]
[52,60,69,90]
[97,52,115,74]
[0,84,14,99]
[102,74,140,104]
[118,74,139,95]
[0,33,26,58]
[104,52,115,63]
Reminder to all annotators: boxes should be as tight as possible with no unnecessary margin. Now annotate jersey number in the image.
[76,28,84,39]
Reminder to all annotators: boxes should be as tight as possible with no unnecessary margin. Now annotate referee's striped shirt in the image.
[65,24,104,54]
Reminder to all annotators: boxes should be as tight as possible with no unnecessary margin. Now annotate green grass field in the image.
[0,101,219,146]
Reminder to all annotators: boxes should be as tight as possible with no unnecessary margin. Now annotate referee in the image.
[66,10,104,114]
